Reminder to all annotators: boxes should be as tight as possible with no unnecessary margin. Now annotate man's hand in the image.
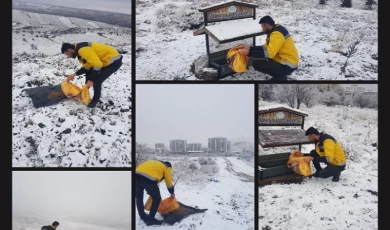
[238,49,249,56]
[66,73,76,81]
[294,151,304,157]
[87,80,94,88]
[304,156,314,163]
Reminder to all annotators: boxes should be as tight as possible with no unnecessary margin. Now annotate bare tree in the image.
[295,84,318,109]
[276,85,318,109]
[258,84,276,101]
[276,85,296,108]
[135,143,153,167]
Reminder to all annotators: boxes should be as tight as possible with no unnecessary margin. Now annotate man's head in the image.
[259,15,275,33]
[61,43,76,58]
[305,127,320,142]
[164,161,172,168]
[52,221,59,227]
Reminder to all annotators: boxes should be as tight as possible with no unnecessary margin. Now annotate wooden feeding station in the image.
[193,1,266,79]
[258,105,314,187]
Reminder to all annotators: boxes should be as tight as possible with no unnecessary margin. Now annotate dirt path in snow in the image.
[223,158,254,183]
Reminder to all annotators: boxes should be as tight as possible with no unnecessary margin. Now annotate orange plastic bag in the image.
[287,150,312,176]
[144,196,180,214]
[226,45,249,73]
[61,80,91,104]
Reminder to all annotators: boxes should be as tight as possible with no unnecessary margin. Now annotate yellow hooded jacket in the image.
[249,24,299,69]
[315,133,347,166]
[74,42,122,80]
[136,160,174,194]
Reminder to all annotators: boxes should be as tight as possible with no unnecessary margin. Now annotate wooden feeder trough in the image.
[258,105,313,186]
[193,1,266,79]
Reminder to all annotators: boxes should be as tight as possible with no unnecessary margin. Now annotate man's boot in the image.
[332,173,340,182]
[87,98,100,108]
[145,217,163,226]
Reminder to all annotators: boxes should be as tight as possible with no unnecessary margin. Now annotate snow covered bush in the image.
[155,3,203,33]
[198,157,207,165]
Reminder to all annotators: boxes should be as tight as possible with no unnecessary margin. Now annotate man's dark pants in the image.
[135,174,161,221]
[85,56,123,102]
[252,58,295,81]
[308,150,346,178]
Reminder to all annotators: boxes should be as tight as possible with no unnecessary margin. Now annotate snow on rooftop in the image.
[258,104,309,116]
[199,1,258,11]
[202,19,262,42]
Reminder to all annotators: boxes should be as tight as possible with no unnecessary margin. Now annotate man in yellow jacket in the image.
[238,15,299,81]
[297,127,347,182]
[136,160,175,226]
[61,42,123,108]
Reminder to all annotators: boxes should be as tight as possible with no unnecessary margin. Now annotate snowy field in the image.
[135,0,377,80]
[12,9,132,167]
[13,213,126,230]
[12,171,132,230]
[258,100,378,229]
[135,156,255,230]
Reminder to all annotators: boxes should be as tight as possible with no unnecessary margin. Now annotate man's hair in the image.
[164,161,172,168]
[61,43,74,53]
[305,127,320,136]
[259,15,275,26]
[52,221,59,226]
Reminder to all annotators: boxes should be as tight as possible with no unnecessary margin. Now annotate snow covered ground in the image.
[258,100,378,229]
[135,156,255,230]
[12,9,131,167]
[13,171,132,230]
[13,213,126,230]
[135,0,377,80]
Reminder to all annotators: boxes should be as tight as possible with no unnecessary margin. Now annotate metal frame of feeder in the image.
[194,1,266,79]
[258,106,313,181]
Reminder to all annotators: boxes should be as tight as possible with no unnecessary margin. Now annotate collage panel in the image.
[135,0,377,81]
[12,171,132,229]
[12,0,132,167]
[135,84,255,229]
[257,84,378,229]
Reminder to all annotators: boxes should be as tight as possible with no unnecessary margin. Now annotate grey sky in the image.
[15,0,131,14]
[13,171,131,226]
[136,84,254,148]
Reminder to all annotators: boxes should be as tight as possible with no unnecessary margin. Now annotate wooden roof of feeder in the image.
[198,1,258,12]
[258,105,309,117]
[193,19,265,44]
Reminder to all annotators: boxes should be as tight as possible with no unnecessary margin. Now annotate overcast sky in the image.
[15,0,131,14]
[13,171,131,226]
[136,84,254,148]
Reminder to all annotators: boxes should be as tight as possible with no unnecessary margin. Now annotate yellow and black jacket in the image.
[314,133,347,166]
[74,42,122,81]
[41,225,56,230]
[136,160,174,194]
[249,24,299,69]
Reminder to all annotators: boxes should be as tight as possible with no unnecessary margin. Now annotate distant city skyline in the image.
[341,84,377,92]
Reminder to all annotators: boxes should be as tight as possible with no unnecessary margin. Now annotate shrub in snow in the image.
[207,158,216,165]
[189,162,199,170]
[353,94,377,109]
[319,0,326,4]
[319,91,342,106]
[155,3,203,33]
[341,0,352,7]
[198,157,207,165]
[365,0,376,10]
